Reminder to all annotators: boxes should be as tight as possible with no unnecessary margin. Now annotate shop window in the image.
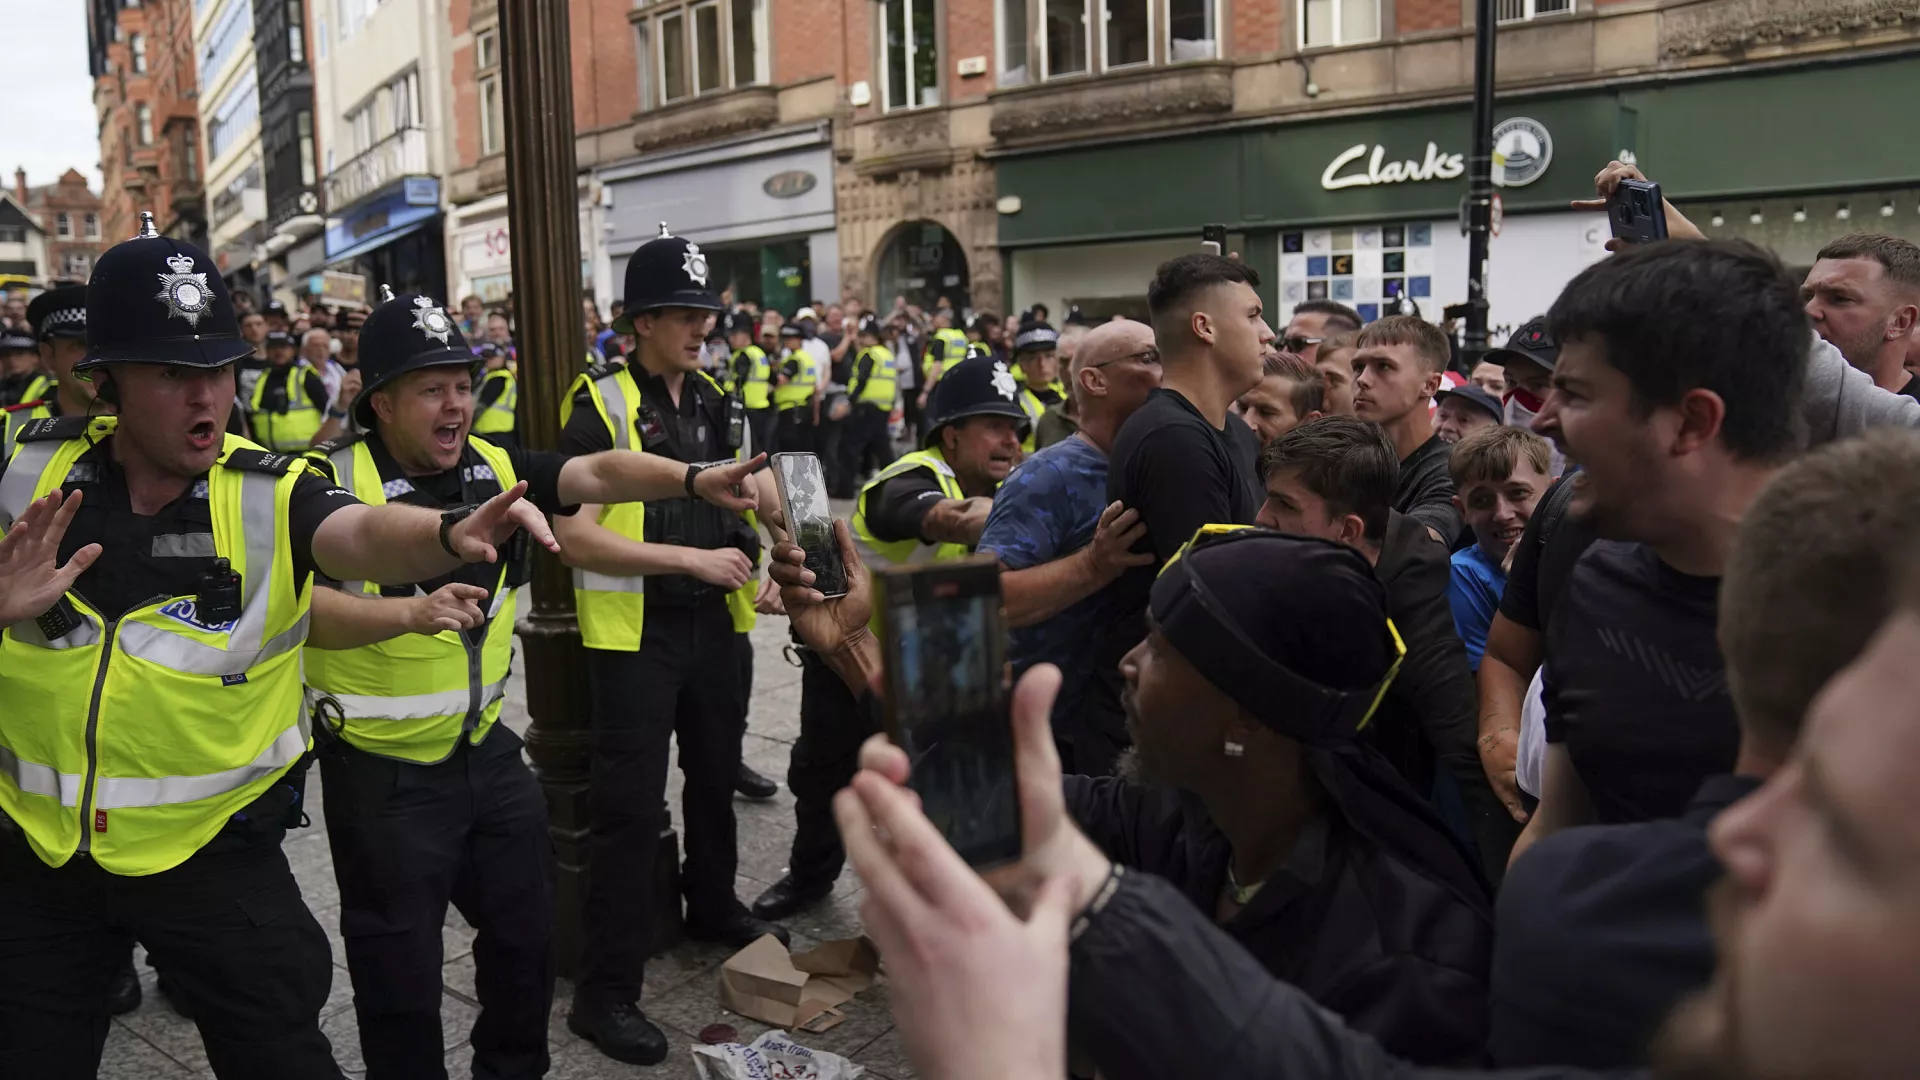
[1001,0,1215,76]
[998,0,1029,85]
[877,220,970,313]
[638,0,764,110]
[1497,0,1570,18]
[881,0,939,111]
[1278,222,1434,325]
[1301,0,1378,48]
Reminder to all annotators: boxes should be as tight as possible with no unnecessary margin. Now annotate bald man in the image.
[977,319,1166,775]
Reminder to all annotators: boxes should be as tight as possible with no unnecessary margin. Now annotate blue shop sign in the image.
[325,178,442,263]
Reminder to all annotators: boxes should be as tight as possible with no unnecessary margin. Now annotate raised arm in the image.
[556,450,764,512]
[306,581,489,651]
[997,503,1151,629]
[311,480,558,586]
[920,497,994,547]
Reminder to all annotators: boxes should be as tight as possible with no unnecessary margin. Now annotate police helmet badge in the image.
[155,252,213,328]
[991,361,1018,400]
[682,242,710,287]
[411,295,454,344]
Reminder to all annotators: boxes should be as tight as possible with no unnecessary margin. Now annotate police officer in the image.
[837,314,898,489]
[3,285,95,461]
[0,213,557,1080]
[914,307,969,420]
[553,223,787,1066]
[770,321,818,453]
[249,328,330,453]
[0,321,48,408]
[1010,318,1066,454]
[472,340,518,445]
[750,349,1027,920]
[725,312,773,455]
[299,287,761,1080]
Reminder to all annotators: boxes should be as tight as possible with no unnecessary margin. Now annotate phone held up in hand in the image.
[875,558,1023,869]
[1608,178,1669,244]
[1201,223,1228,257]
[771,452,849,599]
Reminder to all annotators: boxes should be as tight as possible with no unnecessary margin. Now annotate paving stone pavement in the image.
[102,587,914,1080]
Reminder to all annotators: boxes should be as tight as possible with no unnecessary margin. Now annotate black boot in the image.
[749,874,834,921]
[734,763,779,801]
[567,1000,669,1066]
[106,959,141,1016]
[687,904,792,949]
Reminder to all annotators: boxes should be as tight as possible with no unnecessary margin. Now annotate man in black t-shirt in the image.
[1350,315,1464,549]
[1511,240,1811,865]
[1094,255,1272,748]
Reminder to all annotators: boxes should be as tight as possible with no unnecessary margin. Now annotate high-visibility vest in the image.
[730,346,771,410]
[0,416,314,875]
[855,345,898,409]
[772,349,817,412]
[1016,387,1049,454]
[249,359,326,453]
[562,363,745,651]
[924,328,968,375]
[851,448,972,570]
[2,401,51,462]
[16,372,52,407]
[473,367,518,435]
[301,435,517,764]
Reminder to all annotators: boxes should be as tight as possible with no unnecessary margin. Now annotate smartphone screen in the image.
[1201,223,1228,256]
[771,452,849,599]
[877,559,1022,868]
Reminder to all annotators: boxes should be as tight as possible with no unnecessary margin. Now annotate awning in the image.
[325,220,430,268]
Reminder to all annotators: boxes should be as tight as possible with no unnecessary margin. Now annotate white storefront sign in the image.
[1318,117,1553,192]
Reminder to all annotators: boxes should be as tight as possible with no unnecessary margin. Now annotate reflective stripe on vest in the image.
[473,368,518,434]
[302,435,518,764]
[856,346,898,408]
[924,328,968,371]
[249,360,326,453]
[732,346,772,410]
[850,448,971,570]
[2,402,50,463]
[772,349,817,411]
[563,366,650,651]
[0,421,314,875]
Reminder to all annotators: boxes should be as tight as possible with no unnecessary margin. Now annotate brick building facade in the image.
[18,170,107,284]
[86,0,207,250]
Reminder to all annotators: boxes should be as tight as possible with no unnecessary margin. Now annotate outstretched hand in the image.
[0,490,100,627]
[407,582,490,635]
[447,480,560,563]
[693,454,766,512]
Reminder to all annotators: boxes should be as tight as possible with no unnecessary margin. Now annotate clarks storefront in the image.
[995,55,1920,337]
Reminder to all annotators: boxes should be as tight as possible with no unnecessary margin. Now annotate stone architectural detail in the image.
[630,88,780,154]
[836,156,1001,311]
[1660,0,1920,57]
[989,64,1235,143]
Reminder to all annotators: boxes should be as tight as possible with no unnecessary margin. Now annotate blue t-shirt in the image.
[978,435,1112,706]
[1448,542,1507,671]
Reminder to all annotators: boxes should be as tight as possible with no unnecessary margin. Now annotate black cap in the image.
[611,223,723,333]
[475,342,505,359]
[856,314,881,339]
[1482,316,1557,372]
[265,330,297,348]
[76,212,251,372]
[26,284,87,341]
[1063,304,1091,327]
[1434,383,1504,423]
[264,300,289,317]
[0,326,34,352]
[1150,528,1397,744]
[1012,320,1059,353]
[923,351,1030,448]
[723,312,756,336]
[779,323,804,340]
[351,291,475,428]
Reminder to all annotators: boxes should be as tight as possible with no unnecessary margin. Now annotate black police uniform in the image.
[303,295,560,1080]
[561,225,783,1066]
[0,218,354,1080]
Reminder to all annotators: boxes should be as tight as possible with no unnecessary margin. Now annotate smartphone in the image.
[875,558,1022,869]
[1607,178,1669,244]
[771,452,849,599]
[1201,223,1228,257]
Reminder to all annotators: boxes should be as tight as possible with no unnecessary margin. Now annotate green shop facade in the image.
[994,53,1920,338]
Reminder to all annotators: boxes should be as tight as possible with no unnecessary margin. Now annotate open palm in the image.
[0,491,101,627]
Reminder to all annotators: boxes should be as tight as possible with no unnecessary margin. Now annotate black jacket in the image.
[1065,767,1493,1066]
[1068,869,1640,1080]
[1370,510,1481,796]
[1395,434,1465,550]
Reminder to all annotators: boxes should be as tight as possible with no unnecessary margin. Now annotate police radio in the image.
[197,558,244,625]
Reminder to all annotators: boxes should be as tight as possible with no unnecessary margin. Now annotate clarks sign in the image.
[1318,117,1553,192]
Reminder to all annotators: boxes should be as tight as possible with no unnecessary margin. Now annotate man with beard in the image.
[1801,233,1920,397]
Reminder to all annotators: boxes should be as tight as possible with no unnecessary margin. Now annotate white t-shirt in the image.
[1517,666,1548,799]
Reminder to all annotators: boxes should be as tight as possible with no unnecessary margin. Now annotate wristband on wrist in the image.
[1069,863,1125,943]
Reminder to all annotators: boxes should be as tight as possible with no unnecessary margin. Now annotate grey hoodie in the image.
[1801,332,1920,443]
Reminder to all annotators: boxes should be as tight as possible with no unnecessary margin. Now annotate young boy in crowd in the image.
[1446,426,1553,670]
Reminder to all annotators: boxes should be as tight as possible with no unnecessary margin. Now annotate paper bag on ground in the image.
[718,934,879,1030]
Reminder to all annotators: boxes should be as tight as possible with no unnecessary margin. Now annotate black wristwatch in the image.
[439,503,480,558]
[684,461,708,498]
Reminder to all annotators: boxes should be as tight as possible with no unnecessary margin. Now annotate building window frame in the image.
[131,32,148,73]
[56,213,72,238]
[287,0,306,64]
[477,26,503,155]
[136,102,155,146]
[879,0,940,111]
[1495,0,1570,20]
[633,0,766,111]
[1299,0,1380,49]
[1001,0,1217,82]
[84,213,100,239]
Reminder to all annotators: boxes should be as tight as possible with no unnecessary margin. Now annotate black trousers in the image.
[838,403,897,491]
[580,598,744,1008]
[784,649,882,888]
[0,821,341,1080]
[320,724,556,1080]
[746,407,776,460]
[902,387,927,446]
[774,408,815,455]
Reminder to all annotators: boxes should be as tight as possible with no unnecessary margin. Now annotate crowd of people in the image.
[5,154,1920,1080]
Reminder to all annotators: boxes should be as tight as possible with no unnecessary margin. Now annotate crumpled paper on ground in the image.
[718,934,880,1033]
[691,1029,865,1080]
